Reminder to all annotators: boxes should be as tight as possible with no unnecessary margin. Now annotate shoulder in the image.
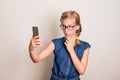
[52,37,64,47]
[80,40,90,45]
[52,37,64,40]
[80,40,91,50]
[52,37,64,43]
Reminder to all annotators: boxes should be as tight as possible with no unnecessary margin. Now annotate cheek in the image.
[67,30,76,35]
[62,29,76,35]
[72,30,77,34]
[72,28,77,33]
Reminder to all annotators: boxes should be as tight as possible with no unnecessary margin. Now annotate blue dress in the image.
[50,37,91,80]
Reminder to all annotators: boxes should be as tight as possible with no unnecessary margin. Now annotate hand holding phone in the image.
[32,26,39,37]
[30,26,41,49]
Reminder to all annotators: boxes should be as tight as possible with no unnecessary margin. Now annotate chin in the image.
[64,33,70,36]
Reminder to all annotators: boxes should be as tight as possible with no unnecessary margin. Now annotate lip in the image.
[64,31,70,35]
[64,31,69,33]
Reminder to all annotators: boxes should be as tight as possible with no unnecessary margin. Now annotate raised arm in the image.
[29,36,55,63]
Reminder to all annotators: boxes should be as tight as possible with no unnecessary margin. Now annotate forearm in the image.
[69,50,86,75]
[29,41,54,63]
[29,46,39,63]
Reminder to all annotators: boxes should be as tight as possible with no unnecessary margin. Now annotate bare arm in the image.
[29,36,55,63]
[68,48,90,75]
[64,38,90,75]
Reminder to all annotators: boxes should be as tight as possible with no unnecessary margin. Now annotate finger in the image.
[33,35,39,40]
[66,37,72,43]
[36,41,43,45]
[31,40,39,46]
[64,42,67,46]
[66,40,70,44]
[35,38,41,42]
[35,42,41,45]
[35,36,40,39]
[69,37,74,42]
[33,36,42,42]
[65,39,69,44]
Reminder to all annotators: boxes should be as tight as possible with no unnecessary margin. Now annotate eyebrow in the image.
[61,24,75,26]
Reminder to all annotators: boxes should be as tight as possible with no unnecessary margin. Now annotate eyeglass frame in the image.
[60,24,76,31]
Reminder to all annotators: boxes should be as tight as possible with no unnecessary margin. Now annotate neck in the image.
[65,34,76,40]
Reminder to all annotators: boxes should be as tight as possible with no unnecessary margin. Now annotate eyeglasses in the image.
[60,24,76,31]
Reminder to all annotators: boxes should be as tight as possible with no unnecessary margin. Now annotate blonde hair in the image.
[60,10,82,47]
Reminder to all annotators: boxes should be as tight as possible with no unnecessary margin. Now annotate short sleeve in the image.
[52,39,57,48]
[80,40,91,51]
[52,37,64,49]
[84,42,91,50]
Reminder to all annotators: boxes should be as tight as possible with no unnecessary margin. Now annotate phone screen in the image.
[32,26,39,37]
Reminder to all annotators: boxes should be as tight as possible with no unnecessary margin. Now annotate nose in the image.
[64,28,69,31]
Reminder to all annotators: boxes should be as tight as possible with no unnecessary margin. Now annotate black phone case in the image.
[32,26,39,37]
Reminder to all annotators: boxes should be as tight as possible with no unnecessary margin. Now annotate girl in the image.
[29,10,91,80]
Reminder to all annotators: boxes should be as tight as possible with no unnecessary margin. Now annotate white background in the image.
[0,0,120,80]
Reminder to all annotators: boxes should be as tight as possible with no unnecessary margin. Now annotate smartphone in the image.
[32,26,39,37]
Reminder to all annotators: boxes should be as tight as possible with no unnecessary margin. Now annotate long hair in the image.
[60,10,82,47]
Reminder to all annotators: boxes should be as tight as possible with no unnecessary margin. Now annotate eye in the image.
[62,25,66,27]
[62,25,67,29]
[68,26,72,28]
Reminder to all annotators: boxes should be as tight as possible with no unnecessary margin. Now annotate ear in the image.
[76,26,80,30]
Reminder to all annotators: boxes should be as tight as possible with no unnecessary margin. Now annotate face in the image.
[61,18,79,37]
